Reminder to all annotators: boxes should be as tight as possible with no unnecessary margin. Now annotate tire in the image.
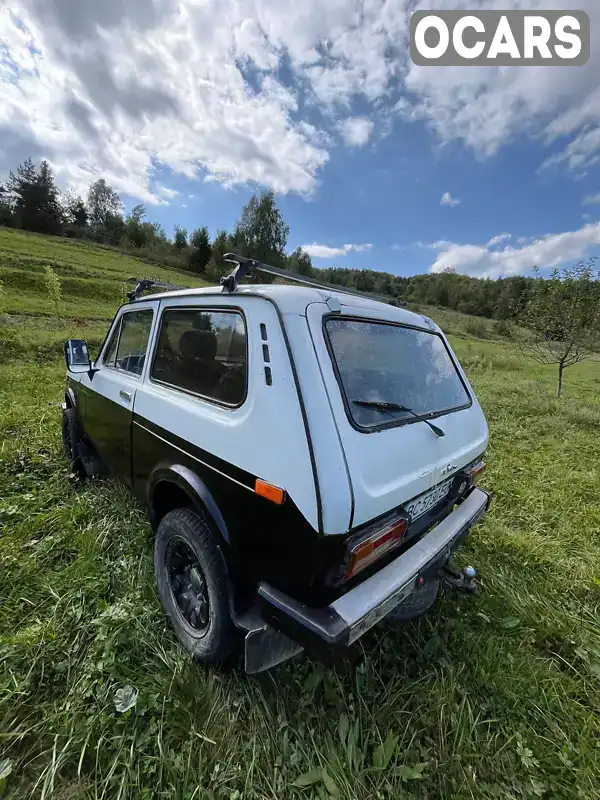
[154,508,237,664]
[387,578,440,622]
[61,408,84,476]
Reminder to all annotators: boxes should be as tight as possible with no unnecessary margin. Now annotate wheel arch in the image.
[64,387,77,408]
[148,463,230,544]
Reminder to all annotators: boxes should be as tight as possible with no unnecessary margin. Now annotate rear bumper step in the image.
[255,488,491,666]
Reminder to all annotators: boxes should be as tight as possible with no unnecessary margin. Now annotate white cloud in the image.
[302,242,372,259]
[339,117,374,148]
[430,221,600,279]
[440,192,460,208]
[2,0,600,205]
[583,192,600,205]
[401,1,600,172]
[487,233,511,248]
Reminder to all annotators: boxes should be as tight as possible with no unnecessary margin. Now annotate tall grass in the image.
[1,229,600,798]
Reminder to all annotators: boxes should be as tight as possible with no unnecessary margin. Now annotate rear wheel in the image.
[154,508,237,664]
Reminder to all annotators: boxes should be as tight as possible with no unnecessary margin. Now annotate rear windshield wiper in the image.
[352,400,445,438]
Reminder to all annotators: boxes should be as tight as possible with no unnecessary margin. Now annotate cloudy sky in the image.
[1,0,600,278]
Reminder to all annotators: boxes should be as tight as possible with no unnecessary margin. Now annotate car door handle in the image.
[120,390,132,403]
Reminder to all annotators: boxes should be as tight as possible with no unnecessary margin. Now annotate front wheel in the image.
[154,508,237,664]
[61,408,84,476]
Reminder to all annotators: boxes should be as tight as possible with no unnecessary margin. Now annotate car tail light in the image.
[345,516,409,580]
[467,460,486,484]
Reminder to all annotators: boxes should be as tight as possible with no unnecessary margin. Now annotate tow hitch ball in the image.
[440,564,478,594]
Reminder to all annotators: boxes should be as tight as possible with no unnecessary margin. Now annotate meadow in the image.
[1,228,599,799]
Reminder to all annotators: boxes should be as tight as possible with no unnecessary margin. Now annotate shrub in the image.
[465,319,489,339]
[43,265,62,319]
[493,319,513,339]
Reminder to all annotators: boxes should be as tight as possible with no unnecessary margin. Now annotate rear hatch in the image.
[306,300,489,530]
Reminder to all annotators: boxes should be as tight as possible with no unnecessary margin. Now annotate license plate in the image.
[406,479,453,522]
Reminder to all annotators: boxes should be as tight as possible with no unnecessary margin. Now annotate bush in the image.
[493,319,513,339]
[465,319,490,339]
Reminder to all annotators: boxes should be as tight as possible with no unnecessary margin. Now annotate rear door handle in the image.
[120,390,132,403]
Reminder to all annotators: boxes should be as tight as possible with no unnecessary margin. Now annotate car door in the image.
[79,302,158,484]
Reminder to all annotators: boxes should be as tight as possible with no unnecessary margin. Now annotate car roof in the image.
[141,284,435,328]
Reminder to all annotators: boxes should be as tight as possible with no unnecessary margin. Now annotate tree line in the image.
[0,157,596,329]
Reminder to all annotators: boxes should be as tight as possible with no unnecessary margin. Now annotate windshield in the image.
[325,318,471,430]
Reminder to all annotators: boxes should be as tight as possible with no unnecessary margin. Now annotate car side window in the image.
[102,321,121,367]
[151,308,247,406]
[105,310,154,376]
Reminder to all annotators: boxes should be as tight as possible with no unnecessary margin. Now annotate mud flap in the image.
[244,624,304,674]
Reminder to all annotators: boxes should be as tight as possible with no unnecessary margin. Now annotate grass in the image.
[1,228,600,798]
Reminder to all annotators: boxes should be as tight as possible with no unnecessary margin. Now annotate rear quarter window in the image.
[151,308,247,407]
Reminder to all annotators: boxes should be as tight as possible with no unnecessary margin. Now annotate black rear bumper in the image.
[255,487,491,665]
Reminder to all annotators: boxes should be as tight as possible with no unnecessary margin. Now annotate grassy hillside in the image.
[0,228,207,364]
[1,229,600,799]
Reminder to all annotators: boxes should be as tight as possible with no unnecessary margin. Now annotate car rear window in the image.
[151,308,247,406]
[325,317,471,430]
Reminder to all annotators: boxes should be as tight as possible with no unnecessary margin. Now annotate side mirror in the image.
[64,339,91,371]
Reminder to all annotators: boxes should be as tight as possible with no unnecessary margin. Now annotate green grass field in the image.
[1,229,600,799]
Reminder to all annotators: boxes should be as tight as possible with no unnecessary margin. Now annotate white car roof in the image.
[143,283,435,329]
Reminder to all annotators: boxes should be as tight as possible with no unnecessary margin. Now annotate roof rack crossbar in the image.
[126,277,188,303]
[221,253,406,307]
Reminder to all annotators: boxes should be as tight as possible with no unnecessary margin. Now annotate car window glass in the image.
[114,310,154,376]
[151,309,247,405]
[326,318,470,429]
[102,321,121,367]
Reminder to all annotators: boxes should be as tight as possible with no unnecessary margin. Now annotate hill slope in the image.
[0,228,208,362]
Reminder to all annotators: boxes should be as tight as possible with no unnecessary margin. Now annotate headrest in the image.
[179,329,217,361]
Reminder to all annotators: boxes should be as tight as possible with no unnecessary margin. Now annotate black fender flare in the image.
[65,387,77,409]
[147,463,230,543]
[148,463,242,620]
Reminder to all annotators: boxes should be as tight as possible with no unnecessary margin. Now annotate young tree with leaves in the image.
[188,226,212,273]
[517,260,600,397]
[234,189,289,267]
[87,179,124,245]
[288,247,313,277]
[173,226,188,252]
[44,265,62,320]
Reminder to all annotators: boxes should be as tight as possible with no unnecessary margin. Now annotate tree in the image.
[6,158,62,235]
[62,192,88,237]
[288,247,313,276]
[87,179,124,244]
[174,226,188,252]
[125,204,147,248]
[233,189,289,269]
[516,260,600,397]
[44,265,62,320]
[0,183,14,227]
[188,226,212,273]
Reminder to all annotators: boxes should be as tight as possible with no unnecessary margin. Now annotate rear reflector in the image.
[255,479,285,505]
[468,460,487,484]
[346,517,408,580]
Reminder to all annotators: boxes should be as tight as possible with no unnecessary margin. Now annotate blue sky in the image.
[2,0,600,279]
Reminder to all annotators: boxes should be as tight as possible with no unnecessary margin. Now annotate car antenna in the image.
[220,253,406,307]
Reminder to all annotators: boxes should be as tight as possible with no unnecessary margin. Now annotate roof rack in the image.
[220,253,406,307]
[126,276,188,303]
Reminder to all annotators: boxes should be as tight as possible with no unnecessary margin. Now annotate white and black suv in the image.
[62,254,491,673]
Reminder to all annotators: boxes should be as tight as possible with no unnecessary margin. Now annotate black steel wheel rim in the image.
[165,537,210,636]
